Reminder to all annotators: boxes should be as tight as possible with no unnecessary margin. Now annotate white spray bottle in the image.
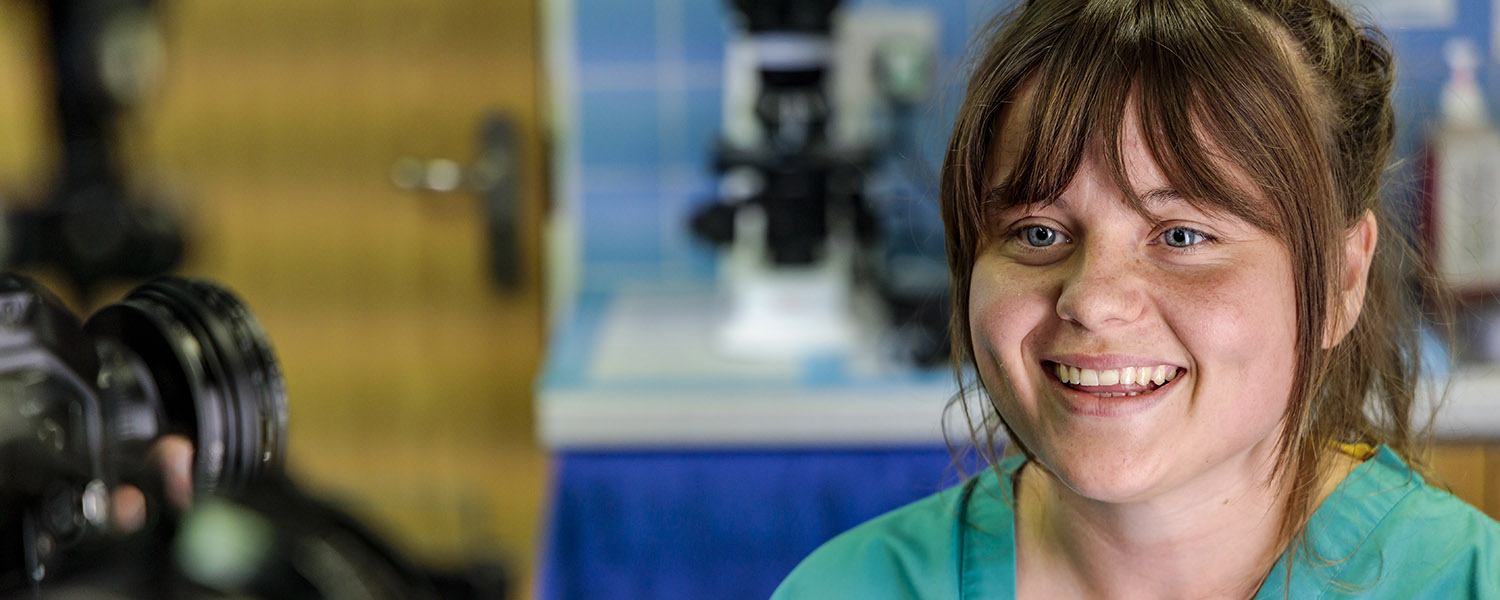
[1430,38,1500,293]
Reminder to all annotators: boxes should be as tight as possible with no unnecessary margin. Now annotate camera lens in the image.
[86,277,286,497]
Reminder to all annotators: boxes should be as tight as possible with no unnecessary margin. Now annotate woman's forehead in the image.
[983,79,1038,185]
[982,80,1270,227]
[985,84,1165,199]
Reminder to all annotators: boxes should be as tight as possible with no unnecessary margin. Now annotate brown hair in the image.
[942,0,1440,570]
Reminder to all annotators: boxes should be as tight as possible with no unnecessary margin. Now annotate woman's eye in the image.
[1161,227,1208,248]
[1022,225,1062,247]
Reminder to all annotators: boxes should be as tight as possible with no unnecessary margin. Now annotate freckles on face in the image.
[969,110,1301,502]
[970,222,1299,501]
[968,259,1054,409]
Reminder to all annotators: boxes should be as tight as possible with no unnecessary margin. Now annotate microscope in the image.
[7,0,185,299]
[690,0,948,365]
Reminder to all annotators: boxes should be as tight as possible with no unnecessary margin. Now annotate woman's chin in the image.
[1036,453,1170,504]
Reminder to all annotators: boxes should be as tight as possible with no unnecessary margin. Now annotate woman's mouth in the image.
[1043,360,1185,404]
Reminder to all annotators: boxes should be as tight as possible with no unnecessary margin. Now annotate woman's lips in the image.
[1046,359,1183,389]
[1064,381,1158,395]
[1044,362,1183,417]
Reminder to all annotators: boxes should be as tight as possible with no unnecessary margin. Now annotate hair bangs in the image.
[987,0,1329,239]
[984,4,1136,219]
[1130,2,1334,236]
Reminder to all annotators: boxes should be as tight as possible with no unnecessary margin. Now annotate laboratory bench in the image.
[534,285,1500,600]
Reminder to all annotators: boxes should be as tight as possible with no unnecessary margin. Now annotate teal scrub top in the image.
[772,446,1500,599]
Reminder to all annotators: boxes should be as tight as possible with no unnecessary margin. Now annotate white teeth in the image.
[1098,369,1120,385]
[1079,369,1099,386]
[1050,362,1182,388]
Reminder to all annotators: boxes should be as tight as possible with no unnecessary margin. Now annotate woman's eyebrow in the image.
[1138,187,1255,229]
[1136,187,1199,222]
[1138,187,1185,207]
[981,183,1016,208]
[981,182,1073,212]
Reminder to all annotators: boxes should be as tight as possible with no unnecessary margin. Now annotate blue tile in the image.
[684,244,720,279]
[582,192,665,266]
[662,88,724,168]
[680,0,730,63]
[944,1,989,58]
[580,164,660,197]
[661,171,716,202]
[575,0,658,63]
[579,89,661,166]
[658,179,712,225]
[580,262,668,291]
[657,217,722,283]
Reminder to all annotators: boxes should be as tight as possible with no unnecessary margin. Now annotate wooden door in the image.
[0,0,549,590]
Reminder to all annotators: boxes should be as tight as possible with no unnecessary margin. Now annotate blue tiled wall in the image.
[563,0,992,291]
[560,0,1500,292]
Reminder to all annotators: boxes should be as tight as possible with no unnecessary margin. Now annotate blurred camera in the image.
[0,272,285,590]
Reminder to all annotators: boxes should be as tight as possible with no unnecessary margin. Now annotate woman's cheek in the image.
[968,273,1043,454]
[968,259,1015,367]
[1161,260,1296,359]
[969,259,1050,406]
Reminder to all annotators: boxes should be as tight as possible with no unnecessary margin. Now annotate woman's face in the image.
[972,98,1299,504]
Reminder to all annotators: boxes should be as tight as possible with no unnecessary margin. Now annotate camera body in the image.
[0,273,286,590]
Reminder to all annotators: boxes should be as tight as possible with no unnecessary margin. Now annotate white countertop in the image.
[536,288,1500,449]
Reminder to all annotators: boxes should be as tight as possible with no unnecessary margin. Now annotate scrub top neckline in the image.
[959,446,1403,599]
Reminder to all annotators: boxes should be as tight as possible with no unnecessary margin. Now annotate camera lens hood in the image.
[86,277,286,497]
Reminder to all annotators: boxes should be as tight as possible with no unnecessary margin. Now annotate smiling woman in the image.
[972,96,1310,507]
[772,0,1500,598]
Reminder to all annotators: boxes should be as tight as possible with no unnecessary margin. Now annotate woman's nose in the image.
[1054,242,1147,330]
